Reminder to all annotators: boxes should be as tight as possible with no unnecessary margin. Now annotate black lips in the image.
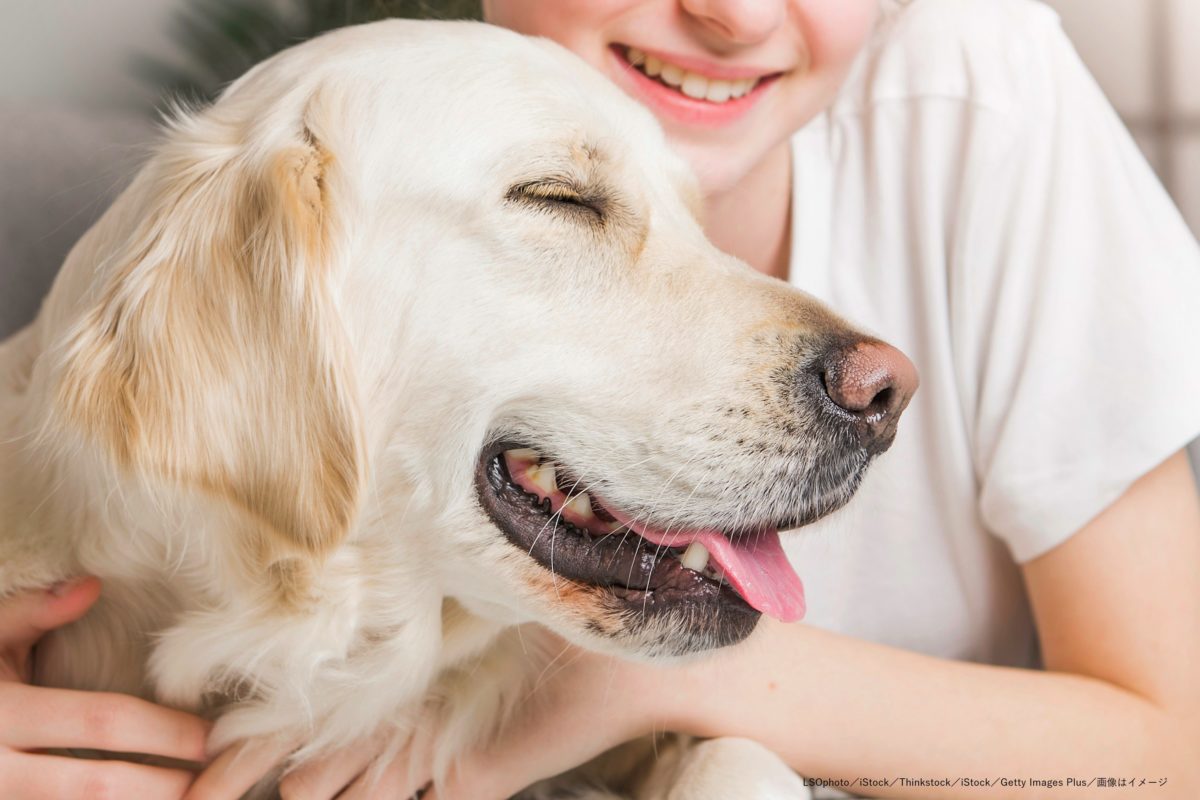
[473,442,760,650]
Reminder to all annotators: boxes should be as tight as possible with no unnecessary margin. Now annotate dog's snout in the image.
[812,340,918,454]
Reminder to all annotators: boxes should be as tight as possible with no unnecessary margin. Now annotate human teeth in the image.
[527,463,557,495]
[705,80,732,103]
[624,48,761,104]
[681,73,708,99]
[680,541,711,573]
[563,492,594,520]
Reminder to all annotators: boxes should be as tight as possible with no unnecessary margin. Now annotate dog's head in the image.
[41,21,915,661]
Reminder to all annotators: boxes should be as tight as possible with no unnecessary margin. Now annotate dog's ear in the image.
[53,113,362,558]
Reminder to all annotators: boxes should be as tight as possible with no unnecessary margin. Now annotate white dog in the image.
[0,20,915,799]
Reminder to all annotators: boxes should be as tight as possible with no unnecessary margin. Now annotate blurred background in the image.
[1,0,1197,235]
[1051,0,1200,237]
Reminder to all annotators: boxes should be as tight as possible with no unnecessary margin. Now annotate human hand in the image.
[0,578,212,799]
[191,701,441,799]
[274,727,432,800]
[193,631,729,800]
[225,637,678,800]
[413,623,795,800]
[185,730,415,800]
[416,637,692,800]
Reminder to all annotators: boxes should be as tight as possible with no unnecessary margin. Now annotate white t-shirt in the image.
[783,0,1200,667]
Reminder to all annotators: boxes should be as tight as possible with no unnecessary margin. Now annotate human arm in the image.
[685,450,1200,798]
[0,578,213,799]
[416,450,1200,800]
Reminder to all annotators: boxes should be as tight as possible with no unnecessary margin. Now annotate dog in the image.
[0,20,915,799]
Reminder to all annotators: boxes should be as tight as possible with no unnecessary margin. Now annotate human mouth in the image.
[610,45,782,127]
[624,47,762,104]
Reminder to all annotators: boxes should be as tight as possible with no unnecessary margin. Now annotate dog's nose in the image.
[814,340,918,454]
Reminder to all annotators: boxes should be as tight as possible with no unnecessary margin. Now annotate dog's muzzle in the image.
[471,334,918,652]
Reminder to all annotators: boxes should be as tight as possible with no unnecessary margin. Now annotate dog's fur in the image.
[0,21,878,798]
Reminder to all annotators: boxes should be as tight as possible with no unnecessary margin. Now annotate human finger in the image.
[0,683,210,762]
[337,724,436,800]
[185,737,293,800]
[0,578,101,656]
[339,751,430,800]
[278,742,376,800]
[425,701,626,800]
[0,750,193,800]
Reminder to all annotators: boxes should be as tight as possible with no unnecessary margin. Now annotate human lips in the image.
[608,44,785,127]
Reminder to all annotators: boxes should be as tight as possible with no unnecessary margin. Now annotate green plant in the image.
[139,0,482,106]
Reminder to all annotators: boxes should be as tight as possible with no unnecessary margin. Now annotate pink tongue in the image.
[612,513,806,623]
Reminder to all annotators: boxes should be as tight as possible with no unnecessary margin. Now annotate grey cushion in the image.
[0,104,155,339]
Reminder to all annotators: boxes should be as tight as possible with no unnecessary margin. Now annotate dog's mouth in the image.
[474,442,807,624]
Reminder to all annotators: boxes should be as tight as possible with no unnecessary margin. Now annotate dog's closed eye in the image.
[506,179,606,222]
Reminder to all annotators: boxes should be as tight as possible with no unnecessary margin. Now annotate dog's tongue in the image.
[613,514,805,623]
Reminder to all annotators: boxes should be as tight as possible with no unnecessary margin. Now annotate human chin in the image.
[669,137,769,197]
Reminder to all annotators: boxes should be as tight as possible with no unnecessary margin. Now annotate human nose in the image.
[679,0,788,45]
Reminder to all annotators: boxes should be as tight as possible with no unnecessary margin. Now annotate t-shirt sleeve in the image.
[958,13,1200,563]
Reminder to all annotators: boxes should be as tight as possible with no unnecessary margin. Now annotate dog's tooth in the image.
[505,448,539,464]
[527,463,557,495]
[627,47,646,67]
[680,541,711,573]
[564,492,594,520]
[681,72,710,100]
[660,63,684,86]
[644,55,663,77]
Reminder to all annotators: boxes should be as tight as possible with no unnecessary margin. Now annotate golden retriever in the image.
[0,20,914,799]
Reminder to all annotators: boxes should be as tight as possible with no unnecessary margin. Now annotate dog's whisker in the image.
[526,489,577,565]
[548,516,567,604]
[609,452,702,608]
[637,452,707,620]
[549,453,658,510]
[599,651,624,710]
[533,640,583,692]
[515,623,529,657]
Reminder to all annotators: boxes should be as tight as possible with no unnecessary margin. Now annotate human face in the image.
[482,0,878,196]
